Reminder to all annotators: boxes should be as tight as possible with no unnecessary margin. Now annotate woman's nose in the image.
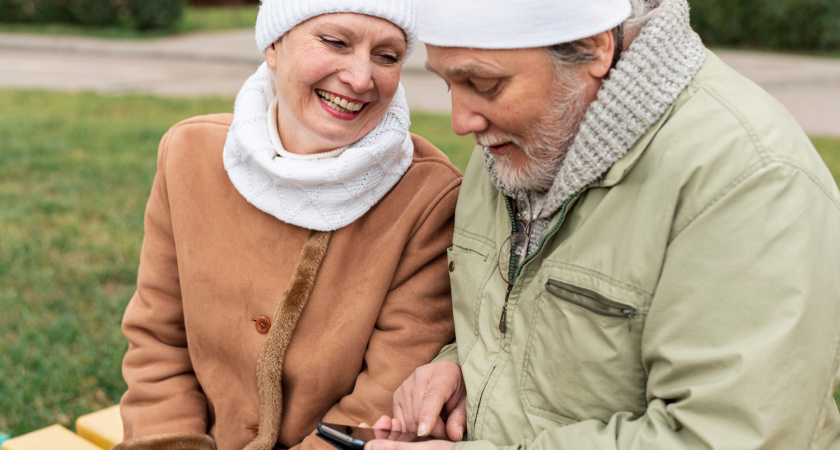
[337,57,375,93]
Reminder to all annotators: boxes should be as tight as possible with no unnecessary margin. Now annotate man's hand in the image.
[391,361,467,441]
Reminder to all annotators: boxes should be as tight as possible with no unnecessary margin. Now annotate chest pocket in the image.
[519,271,650,424]
[447,241,495,362]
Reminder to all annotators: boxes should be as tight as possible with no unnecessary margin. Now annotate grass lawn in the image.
[0,5,259,38]
[0,89,837,436]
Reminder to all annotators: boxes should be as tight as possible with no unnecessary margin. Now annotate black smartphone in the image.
[316,422,432,450]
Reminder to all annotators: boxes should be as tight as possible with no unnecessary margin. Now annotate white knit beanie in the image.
[418,0,631,49]
[255,0,417,56]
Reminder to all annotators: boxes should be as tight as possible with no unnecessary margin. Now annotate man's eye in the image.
[473,80,501,97]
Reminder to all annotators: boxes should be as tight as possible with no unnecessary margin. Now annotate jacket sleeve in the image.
[118,129,212,443]
[459,162,840,449]
[295,177,462,450]
[433,342,460,365]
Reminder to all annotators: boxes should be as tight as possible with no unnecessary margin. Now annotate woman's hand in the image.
[364,439,456,450]
[362,417,456,450]
[390,361,468,441]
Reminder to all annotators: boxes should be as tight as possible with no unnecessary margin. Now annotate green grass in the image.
[812,136,840,186]
[0,89,838,437]
[0,5,259,38]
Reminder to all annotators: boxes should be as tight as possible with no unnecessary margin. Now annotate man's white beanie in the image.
[255,0,417,56]
[418,0,631,49]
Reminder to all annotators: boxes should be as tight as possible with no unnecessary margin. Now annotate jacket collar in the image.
[486,0,707,220]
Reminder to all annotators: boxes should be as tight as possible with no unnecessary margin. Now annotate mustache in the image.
[474,132,526,151]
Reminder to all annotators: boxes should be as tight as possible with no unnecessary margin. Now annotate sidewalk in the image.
[1,30,838,136]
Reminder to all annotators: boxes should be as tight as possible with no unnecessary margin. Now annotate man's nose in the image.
[450,90,489,136]
[337,56,375,93]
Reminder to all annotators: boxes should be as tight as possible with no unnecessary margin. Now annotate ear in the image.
[585,30,615,79]
[265,42,277,69]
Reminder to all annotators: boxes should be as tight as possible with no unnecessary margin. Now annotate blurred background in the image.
[1,0,838,442]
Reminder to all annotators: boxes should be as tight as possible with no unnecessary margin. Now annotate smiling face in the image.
[265,13,406,155]
[425,44,605,192]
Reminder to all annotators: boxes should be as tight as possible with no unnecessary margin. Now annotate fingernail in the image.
[458,426,464,441]
[417,423,428,437]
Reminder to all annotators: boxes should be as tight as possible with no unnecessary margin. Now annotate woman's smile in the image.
[316,88,368,120]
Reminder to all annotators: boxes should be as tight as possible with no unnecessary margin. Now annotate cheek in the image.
[374,67,402,102]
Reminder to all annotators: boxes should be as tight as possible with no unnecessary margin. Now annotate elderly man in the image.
[367,0,840,449]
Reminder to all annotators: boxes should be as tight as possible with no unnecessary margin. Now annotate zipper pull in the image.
[624,309,635,332]
[498,304,507,334]
[499,284,513,334]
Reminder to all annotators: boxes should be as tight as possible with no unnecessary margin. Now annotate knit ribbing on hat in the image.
[255,0,417,56]
[223,62,414,232]
[419,0,630,49]
[485,0,706,224]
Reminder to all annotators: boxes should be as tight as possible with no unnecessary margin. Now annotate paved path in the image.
[1,30,838,136]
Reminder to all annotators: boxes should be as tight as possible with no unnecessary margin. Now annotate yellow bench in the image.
[2,406,123,450]
[75,405,123,449]
[1,425,101,450]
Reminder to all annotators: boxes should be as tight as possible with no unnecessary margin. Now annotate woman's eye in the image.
[375,53,401,64]
[319,36,347,48]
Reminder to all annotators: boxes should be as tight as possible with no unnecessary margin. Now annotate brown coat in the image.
[117,114,461,450]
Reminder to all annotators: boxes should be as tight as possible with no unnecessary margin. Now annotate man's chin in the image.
[492,153,559,193]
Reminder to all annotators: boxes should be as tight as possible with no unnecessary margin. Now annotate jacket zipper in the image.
[472,364,496,432]
[498,191,583,334]
[545,279,637,331]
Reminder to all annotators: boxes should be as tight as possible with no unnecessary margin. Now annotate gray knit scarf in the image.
[484,0,706,247]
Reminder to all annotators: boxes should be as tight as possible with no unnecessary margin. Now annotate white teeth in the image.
[316,89,364,113]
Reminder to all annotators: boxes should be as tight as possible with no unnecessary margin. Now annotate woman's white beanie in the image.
[255,0,417,55]
[418,0,631,49]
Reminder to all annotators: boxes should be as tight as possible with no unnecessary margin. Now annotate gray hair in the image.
[547,0,661,73]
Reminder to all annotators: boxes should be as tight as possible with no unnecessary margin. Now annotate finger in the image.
[387,426,402,441]
[415,382,451,437]
[372,415,392,430]
[428,419,447,440]
[445,394,467,441]
[393,376,419,433]
[389,418,402,433]
[366,439,454,450]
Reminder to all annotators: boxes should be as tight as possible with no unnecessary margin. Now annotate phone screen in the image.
[317,422,432,450]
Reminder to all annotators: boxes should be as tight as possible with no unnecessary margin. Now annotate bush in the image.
[66,0,121,27]
[187,0,258,5]
[0,0,29,22]
[126,0,185,30]
[32,0,71,24]
[689,0,840,51]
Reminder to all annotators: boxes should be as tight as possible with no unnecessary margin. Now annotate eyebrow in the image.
[424,62,500,79]
[317,22,406,49]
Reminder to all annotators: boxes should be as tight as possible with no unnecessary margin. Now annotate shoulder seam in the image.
[672,158,840,240]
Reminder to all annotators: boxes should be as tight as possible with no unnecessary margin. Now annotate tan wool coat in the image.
[117,113,461,450]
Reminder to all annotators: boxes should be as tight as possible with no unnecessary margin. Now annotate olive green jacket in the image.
[439,52,840,449]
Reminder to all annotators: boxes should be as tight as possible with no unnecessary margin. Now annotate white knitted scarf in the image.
[485,0,706,223]
[223,62,414,231]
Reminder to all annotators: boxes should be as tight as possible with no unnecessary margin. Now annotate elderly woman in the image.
[114,1,461,449]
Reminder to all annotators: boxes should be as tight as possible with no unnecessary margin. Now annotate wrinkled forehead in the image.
[424,45,552,80]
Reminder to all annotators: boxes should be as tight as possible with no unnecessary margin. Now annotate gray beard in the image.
[479,78,589,194]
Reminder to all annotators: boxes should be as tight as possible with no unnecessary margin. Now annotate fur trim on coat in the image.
[245,230,333,450]
[112,432,215,450]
